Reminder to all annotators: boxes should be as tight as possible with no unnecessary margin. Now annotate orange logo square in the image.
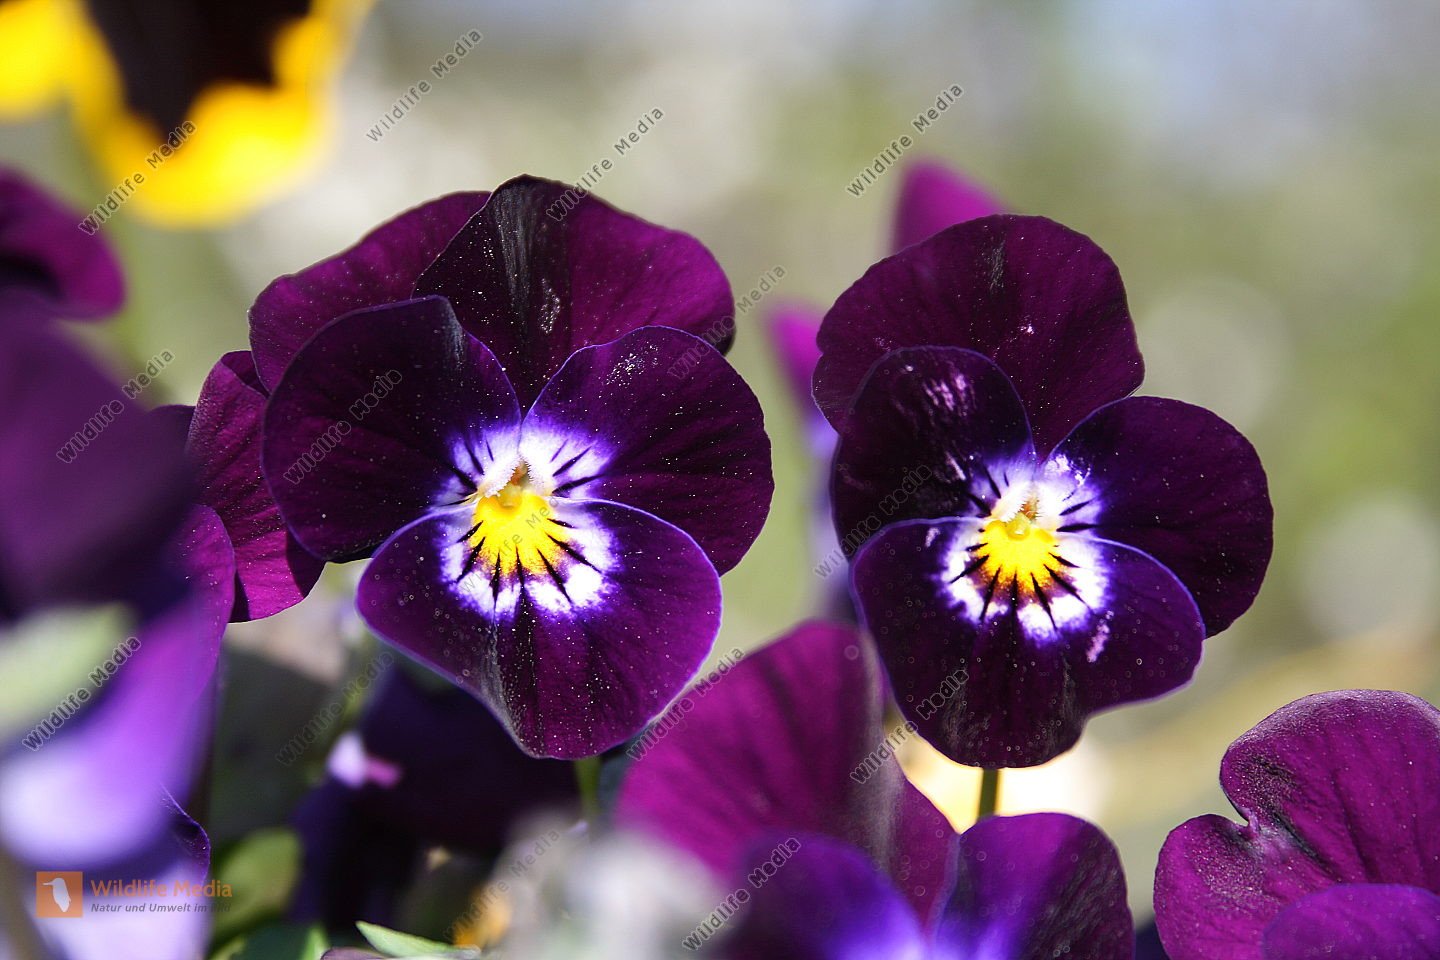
[35,872,83,918]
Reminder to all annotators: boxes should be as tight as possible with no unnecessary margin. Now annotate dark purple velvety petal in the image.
[249,191,489,389]
[890,159,1004,253]
[357,498,720,759]
[1155,690,1440,960]
[935,813,1132,960]
[615,621,953,919]
[852,518,1204,767]
[831,346,1035,558]
[189,350,323,620]
[414,175,733,407]
[0,507,231,867]
[725,833,926,960]
[1263,885,1440,960]
[0,166,125,319]
[0,316,190,619]
[815,215,1142,453]
[521,327,772,574]
[1046,397,1272,636]
[263,296,521,562]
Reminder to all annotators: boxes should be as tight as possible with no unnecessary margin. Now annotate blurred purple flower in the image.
[0,167,124,320]
[1155,690,1440,960]
[819,216,1271,767]
[257,176,772,758]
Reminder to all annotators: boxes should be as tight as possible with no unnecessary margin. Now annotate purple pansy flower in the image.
[817,216,1272,767]
[0,166,124,320]
[1154,690,1440,960]
[614,622,1133,959]
[259,176,772,759]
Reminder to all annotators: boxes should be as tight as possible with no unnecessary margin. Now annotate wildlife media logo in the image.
[36,872,83,918]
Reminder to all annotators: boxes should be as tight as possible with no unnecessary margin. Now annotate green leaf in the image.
[211,923,327,960]
[0,606,130,739]
[357,921,479,958]
[209,828,303,943]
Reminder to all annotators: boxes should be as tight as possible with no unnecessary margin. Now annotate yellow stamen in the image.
[976,493,1060,597]
[465,463,567,577]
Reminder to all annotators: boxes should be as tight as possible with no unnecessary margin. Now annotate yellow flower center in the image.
[463,464,569,578]
[974,493,1062,599]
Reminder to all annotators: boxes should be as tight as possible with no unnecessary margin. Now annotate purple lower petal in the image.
[935,813,1132,960]
[1045,397,1272,635]
[249,191,488,390]
[521,327,772,574]
[852,518,1204,767]
[615,621,953,919]
[890,159,1004,252]
[1155,690,1440,960]
[831,347,1036,556]
[725,833,926,960]
[414,175,734,406]
[1263,885,1440,960]
[189,350,323,620]
[263,296,521,562]
[357,498,720,759]
[815,215,1142,454]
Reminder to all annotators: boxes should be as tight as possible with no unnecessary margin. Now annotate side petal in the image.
[189,350,323,620]
[890,159,1004,253]
[263,296,521,562]
[1155,690,1440,960]
[414,175,734,407]
[815,215,1142,453]
[1045,396,1272,635]
[852,519,1204,768]
[249,191,489,389]
[521,327,772,574]
[614,621,954,920]
[1262,885,1440,960]
[0,166,125,319]
[725,834,927,960]
[935,813,1132,960]
[356,499,720,759]
[831,346,1035,558]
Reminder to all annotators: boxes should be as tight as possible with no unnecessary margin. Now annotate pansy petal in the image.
[815,215,1142,453]
[853,518,1204,767]
[357,498,720,759]
[764,301,825,419]
[1046,397,1272,635]
[890,159,1004,252]
[414,175,733,406]
[1262,885,1440,960]
[935,813,1132,960]
[521,327,772,574]
[615,621,953,919]
[831,347,1034,559]
[249,191,489,389]
[0,317,189,618]
[1155,690,1440,960]
[190,350,322,620]
[726,833,927,960]
[263,296,521,562]
[0,166,125,319]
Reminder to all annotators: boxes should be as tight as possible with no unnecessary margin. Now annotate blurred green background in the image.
[4,0,1439,919]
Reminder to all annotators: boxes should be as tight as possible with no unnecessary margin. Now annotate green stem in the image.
[976,767,1001,821]
[575,756,602,822]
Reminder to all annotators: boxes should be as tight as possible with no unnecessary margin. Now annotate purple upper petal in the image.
[521,327,772,574]
[0,316,190,619]
[357,498,721,759]
[615,621,954,919]
[1155,690,1440,960]
[1045,397,1272,635]
[890,159,1004,253]
[1262,885,1440,960]
[935,813,1132,960]
[0,167,124,319]
[853,517,1203,767]
[188,350,323,620]
[814,215,1142,453]
[249,191,489,389]
[414,175,734,407]
[263,296,521,562]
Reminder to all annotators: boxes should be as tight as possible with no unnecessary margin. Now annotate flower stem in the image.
[977,767,1001,821]
[575,756,602,821]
